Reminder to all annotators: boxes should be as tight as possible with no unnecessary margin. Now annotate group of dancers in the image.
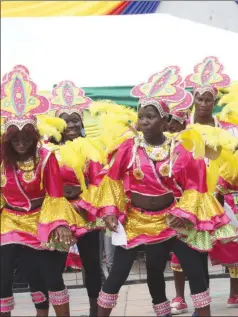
[0,56,238,317]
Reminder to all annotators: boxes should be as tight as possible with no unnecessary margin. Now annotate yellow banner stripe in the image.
[1,1,122,17]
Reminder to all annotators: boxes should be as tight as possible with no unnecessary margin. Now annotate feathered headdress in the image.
[1,66,50,131]
[185,56,230,100]
[50,80,92,121]
[131,66,187,117]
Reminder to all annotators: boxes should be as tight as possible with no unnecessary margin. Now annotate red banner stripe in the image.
[107,1,130,15]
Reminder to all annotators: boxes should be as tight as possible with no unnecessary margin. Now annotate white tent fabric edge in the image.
[1,13,238,89]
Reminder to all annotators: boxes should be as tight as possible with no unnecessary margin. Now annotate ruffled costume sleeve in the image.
[38,153,89,244]
[169,147,237,251]
[79,139,133,223]
[75,160,104,221]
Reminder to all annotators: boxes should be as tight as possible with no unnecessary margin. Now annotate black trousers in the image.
[77,230,102,298]
[103,238,209,305]
[0,244,67,310]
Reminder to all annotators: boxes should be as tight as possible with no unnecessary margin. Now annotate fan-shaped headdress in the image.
[131,66,188,118]
[168,81,193,123]
[50,80,92,121]
[1,66,50,131]
[185,56,230,100]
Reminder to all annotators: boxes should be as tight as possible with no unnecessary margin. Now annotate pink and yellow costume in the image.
[80,65,235,251]
[77,66,237,314]
[171,57,238,279]
[0,67,90,313]
[45,80,105,227]
[42,80,105,314]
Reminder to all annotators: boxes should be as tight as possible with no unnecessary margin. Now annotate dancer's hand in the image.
[104,215,118,232]
[54,226,76,246]
[72,202,80,213]
[168,216,186,228]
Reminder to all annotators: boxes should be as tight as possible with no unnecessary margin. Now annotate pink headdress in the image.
[170,110,188,124]
[168,81,193,123]
[1,66,50,131]
[131,66,187,118]
[185,56,230,100]
[50,80,92,121]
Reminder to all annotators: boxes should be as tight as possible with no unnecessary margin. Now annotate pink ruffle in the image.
[169,207,231,231]
[65,252,82,269]
[209,241,238,266]
[125,229,176,249]
[1,231,42,249]
[98,206,127,224]
[76,199,99,219]
[37,220,88,242]
[218,177,238,194]
[171,253,180,266]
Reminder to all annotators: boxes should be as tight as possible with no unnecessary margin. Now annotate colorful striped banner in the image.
[1,1,160,17]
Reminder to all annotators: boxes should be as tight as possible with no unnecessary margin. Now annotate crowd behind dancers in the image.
[0,56,238,317]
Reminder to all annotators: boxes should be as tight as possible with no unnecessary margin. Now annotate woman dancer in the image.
[78,65,237,317]
[170,56,238,313]
[168,110,187,134]
[0,68,89,316]
[44,80,105,316]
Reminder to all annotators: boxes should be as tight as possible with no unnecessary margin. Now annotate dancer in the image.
[43,80,105,316]
[170,56,238,314]
[79,65,237,317]
[0,68,90,316]
[209,82,238,307]
[168,110,187,134]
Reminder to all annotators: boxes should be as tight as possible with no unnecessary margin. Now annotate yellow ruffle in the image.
[218,154,238,187]
[39,195,88,228]
[174,189,224,221]
[1,208,39,236]
[83,175,126,213]
[125,206,168,241]
[84,184,99,204]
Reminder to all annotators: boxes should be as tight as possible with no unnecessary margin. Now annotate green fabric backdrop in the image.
[83,86,223,114]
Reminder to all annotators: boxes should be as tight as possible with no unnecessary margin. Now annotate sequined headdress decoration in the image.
[131,66,187,118]
[50,81,92,121]
[169,81,193,124]
[1,66,50,131]
[185,56,231,100]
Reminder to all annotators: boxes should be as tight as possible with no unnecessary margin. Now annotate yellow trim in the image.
[39,195,88,228]
[82,175,126,213]
[1,1,122,17]
[174,189,224,221]
[1,208,39,235]
[125,205,168,241]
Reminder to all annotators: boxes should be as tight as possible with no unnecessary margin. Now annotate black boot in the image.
[89,298,98,317]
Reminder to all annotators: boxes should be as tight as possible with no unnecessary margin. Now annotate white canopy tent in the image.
[1,13,238,89]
